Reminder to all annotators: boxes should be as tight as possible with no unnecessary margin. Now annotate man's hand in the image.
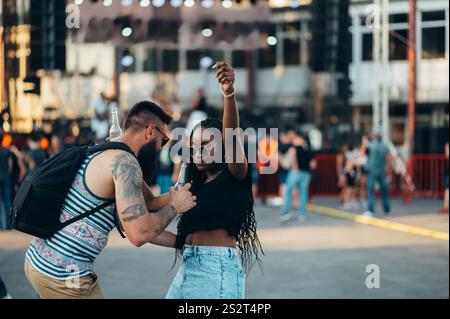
[169,183,197,215]
[215,62,235,95]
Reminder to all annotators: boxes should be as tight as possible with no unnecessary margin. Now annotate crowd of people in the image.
[2,120,448,231]
[246,126,392,222]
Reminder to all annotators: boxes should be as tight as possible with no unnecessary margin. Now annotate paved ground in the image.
[0,198,448,299]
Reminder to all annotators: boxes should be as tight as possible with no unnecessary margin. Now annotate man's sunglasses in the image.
[147,125,170,147]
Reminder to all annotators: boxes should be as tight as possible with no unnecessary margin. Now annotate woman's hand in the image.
[215,62,235,95]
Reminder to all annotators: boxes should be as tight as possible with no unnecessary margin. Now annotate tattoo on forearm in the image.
[111,153,142,199]
[152,205,177,235]
[120,204,147,223]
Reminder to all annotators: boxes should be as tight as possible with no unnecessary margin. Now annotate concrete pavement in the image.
[0,198,448,299]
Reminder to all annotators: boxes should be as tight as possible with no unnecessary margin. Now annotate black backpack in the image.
[10,142,134,239]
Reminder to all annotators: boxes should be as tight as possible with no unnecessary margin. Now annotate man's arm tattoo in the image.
[111,153,142,199]
[151,204,177,235]
[120,204,147,223]
[119,203,177,236]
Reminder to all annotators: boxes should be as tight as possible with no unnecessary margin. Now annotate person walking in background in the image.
[438,142,449,214]
[356,135,369,210]
[336,144,349,205]
[23,132,47,171]
[91,92,110,142]
[281,133,317,222]
[341,144,359,210]
[363,128,391,217]
[279,127,298,208]
[48,135,63,157]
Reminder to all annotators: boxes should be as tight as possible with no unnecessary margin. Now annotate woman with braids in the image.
[151,62,263,299]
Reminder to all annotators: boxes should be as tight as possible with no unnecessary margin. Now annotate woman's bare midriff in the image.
[185,229,236,248]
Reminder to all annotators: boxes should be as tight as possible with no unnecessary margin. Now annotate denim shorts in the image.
[166,245,245,299]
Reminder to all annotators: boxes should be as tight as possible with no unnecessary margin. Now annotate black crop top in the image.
[176,165,253,247]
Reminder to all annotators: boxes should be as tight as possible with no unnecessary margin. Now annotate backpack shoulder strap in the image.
[87,142,136,158]
[59,200,113,230]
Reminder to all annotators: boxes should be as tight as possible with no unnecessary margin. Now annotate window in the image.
[259,45,276,68]
[422,11,446,22]
[207,50,225,64]
[162,49,179,73]
[186,50,224,70]
[144,48,157,72]
[361,30,409,61]
[362,33,373,61]
[187,51,201,70]
[283,37,300,65]
[422,27,446,59]
[389,14,408,24]
[389,29,408,61]
[232,50,246,68]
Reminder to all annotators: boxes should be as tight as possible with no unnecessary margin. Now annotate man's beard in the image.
[137,140,159,185]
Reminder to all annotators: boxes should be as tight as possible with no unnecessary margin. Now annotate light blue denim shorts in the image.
[166,245,245,299]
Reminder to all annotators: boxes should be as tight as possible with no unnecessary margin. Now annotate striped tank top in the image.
[26,151,116,280]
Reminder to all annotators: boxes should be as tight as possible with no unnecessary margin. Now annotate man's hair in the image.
[28,131,41,143]
[124,101,172,132]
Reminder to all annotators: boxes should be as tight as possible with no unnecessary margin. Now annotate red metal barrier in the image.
[310,154,339,196]
[310,153,447,198]
[411,154,447,198]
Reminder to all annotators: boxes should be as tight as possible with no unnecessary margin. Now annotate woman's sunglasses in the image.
[190,143,217,156]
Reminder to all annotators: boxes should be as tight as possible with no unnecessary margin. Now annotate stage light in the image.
[152,0,165,7]
[290,0,300,8]
[170,0,183,7]
[202,28,213,37]
[184,0,195,7]
[74,0,84,5]
[200,56,213,69]
[121,0,133,7]
[140,0,151,7]
[121,55,135,67]
[267,36,278,46]
[122,27,133,37]
[201,0,214,8]
[103,0,112,6]
[221,0,232,9]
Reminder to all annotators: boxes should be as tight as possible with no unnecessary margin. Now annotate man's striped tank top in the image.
[25,151,116,280]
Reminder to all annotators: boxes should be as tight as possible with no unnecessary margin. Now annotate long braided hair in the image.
[174,118,263,274]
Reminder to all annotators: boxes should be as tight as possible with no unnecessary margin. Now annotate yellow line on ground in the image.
[308,204,449,241]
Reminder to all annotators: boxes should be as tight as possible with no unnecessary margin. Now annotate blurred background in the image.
[0,0,448,299]
[1,0,449,207]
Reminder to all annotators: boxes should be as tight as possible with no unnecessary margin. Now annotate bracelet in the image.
[221,87,235,99]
